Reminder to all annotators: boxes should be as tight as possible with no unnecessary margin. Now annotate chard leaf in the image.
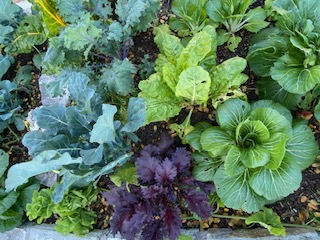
[162,62,178,92]
[121,97,146,133]
[101,58,137,96]
[0,150,9,179]
[192,152,223,182]
[161,33,183,64]
[271,53,320,94]
[177,27,212,70]
[216,98,251,131]
[245,208,286,237]
[257,77,303,110]
[153,24,172,50]
[5,151,82,192]
[175,66,211,105]
[138,74,181,124]
[6,14,47,54]
[32,105,68,135]
[224,146,246,176]
[286,122,318,170]
[90,104,117,144]
[200,126,234,157]
[0,54,14,79]
[214,166,267,213]
[249,155,302,201]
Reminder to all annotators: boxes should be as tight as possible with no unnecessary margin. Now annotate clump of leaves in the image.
[247,0,320,121]
[103,134,213,240]
[206,0,269,51]
[169,0,211,37]
[0,150,40,233]
[5,71,146,203]
[139,24,247,138]
[186,98,318,213]
[0,80,25,133]
[26,184,98,236]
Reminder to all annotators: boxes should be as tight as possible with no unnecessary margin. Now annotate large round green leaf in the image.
[249,155,302,201]
[286,122,318,170]
[175,66,211,105]
[186,122,212,151]
[239,145,270,168]
[224,146,245,176]
[214,167,267,213]
[236,120,270,145]
[216,98,251,131]
[192,152,223,182]
[200,126,234,157]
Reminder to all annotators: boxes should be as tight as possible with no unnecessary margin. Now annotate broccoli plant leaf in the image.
[245,208,286,236]
[0,54,14,79]
[121,97,146,133]
[0,150,9,179]
[101,58,137,96]
[0,0,22,25]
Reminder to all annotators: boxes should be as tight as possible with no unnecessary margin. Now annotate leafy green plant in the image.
[205,0,269,51]
[5,71,146,203]
[0,149,40,233]
[26,184,98,236]
[247,0,320,120]
[138,24,247,135]
[0,0,46,55]
[169,0,211,37]
[186,98,318,213]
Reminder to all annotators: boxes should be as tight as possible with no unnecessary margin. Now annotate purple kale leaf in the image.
[103,135,213,240]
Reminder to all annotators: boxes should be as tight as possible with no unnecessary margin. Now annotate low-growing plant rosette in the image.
[186,98,318,213]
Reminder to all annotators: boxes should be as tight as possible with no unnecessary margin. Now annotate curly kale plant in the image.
[103,135,213,240]
[5,71,146,203]
[26,184,98,236]
[247,0,320,116]
[139,24,248,131]
[205,0,269,51]
[186,98,318,213]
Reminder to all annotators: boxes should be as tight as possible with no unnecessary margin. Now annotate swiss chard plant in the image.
[205,0,269,51]
[247,0,320,119]
[0,150,40,233]
[4,70,146,203]
[26,183,98,236]
[138,24,247,138]
[186,98,318,213]
[103,134,213,240]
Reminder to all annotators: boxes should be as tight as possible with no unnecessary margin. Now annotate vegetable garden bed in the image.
[1,0,320,239]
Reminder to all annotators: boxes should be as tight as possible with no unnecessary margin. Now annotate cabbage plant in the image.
[186,98,318,213]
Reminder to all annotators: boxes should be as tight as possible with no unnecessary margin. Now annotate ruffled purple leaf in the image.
[155,158,177,184]
[162,206,182,240]
[171,147,191,172]
[183,188,212,218]
[136,156,160,183]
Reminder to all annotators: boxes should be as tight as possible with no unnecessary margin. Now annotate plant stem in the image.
[8,125,21,142]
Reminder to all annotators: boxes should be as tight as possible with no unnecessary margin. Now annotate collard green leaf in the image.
[66,106,91,136]
[244,8,269,33]
[101,58,137,96]
[245,208,286,237]
[90,104,117,144]
[315,100,320,121]
[257,77,303,110]
[249,155,302,201]
[175,66,211,105]
[200,126,234,157]
[5,150,81,192]
[270,53,320,94]
[216,98,251,131]
[214,166,267,213]
[286,122,318,170]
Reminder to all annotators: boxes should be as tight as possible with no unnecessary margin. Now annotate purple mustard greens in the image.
[103,134,213,240]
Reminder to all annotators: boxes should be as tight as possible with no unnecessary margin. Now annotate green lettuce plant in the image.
[26,184,98,236]
[138,24,248,137]
[205,0,269,51]
[186,98,318,213]
[247,0,320,118]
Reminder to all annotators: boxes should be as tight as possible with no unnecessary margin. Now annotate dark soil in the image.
[3,0,320,234]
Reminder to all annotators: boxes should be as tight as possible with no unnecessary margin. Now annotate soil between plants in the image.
[3,0,320,234]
